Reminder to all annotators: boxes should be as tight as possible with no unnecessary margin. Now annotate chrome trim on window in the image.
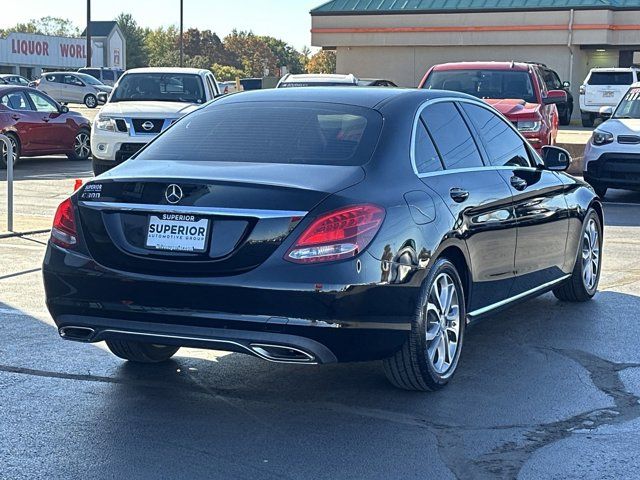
[77,201,308,219]
[410,96,542,179]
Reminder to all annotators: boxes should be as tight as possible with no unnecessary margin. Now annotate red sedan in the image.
[0,86,91,168]
[419,62,567,153]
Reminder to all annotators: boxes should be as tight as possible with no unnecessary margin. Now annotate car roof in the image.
[280,73,358,84]
[124,67,210,75]
[432,61,531,72]
[213,86,474,110]
[590,67,639,72]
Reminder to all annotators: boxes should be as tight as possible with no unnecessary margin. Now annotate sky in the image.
[1,0,325,50]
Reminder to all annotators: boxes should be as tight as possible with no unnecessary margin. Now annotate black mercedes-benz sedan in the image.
[43,87,603,391]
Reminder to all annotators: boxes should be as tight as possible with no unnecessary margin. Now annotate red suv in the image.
[419,62,567,152]
[0,86,91,168]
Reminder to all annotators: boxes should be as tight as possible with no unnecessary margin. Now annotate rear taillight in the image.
[579,85,586,95]
[286,204,385,264]
[51,198,77,248]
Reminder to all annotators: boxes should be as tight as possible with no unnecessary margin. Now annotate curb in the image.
[0,229,50,239]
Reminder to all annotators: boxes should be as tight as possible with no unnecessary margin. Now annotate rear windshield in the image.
[111,73,206,104]
[423,69,537,104]
[135,102,382,166]
[588,72,634,85]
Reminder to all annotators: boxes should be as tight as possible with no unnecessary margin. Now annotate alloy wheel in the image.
[74,132,91,159]
[424,272,461,375]
[582,218,600,291]
[1,137,17,165]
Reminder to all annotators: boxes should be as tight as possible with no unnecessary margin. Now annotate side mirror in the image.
[543,89,568,105]
[97,92,108,104]
[59,105,69,114]
[599,106,613,119]
[542,145,572,172]
[562,81,571,88]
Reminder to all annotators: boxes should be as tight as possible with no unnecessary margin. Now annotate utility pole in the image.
[86,0,92,67]
[179,0,184,67]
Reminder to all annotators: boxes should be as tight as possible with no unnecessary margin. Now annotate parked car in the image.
[77,67,125,87]
[90,67,220,175]
[35,72,113,108]
[534,63,574,125]
[420,62,566,153]
[579,67,640,127]
[277,73,397,88]
[583,83,640,198]
[0,74,31,86]
[43,87,603,391]
[0,86,91,168]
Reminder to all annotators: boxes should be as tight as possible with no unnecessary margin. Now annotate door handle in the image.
[42,117,50,123]
[450,187,470,203]
[510,176,528,191]
[11,115,20,121]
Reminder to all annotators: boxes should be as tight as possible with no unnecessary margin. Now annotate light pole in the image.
[86,0,92,67]
[179,0,184,67]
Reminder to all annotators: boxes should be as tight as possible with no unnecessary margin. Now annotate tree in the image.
[211,63,245,81]
[2,16,79,37]
[306,50,336,74]
[260,36,305,75]
[115,13,148,68]
[182,28,239,68]
[224,30,278,78]
[145,26,179,67]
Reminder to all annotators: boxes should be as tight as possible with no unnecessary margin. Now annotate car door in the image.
[459,101,570,295]
[0,90,43,153]
[417,100,517,312]
[63,74,85,103]
[41,74,62,100]
[25,91,74,152]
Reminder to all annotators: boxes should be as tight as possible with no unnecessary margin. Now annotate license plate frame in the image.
[602,91,615,98]
[145,214,210,253]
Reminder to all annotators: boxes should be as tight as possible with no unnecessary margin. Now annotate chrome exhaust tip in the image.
[59,326,96,342]
[250,344,316,363]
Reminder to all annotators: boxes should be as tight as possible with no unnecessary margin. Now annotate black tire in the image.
[581,112,595,128]
[383,258,466,391]
[66,129,91,161]
[0,132,20,169]
[106,340,180,363]
[559,105,572,126]
[553,209,602,302]
[92,158,113,176]
[84,94,97,108]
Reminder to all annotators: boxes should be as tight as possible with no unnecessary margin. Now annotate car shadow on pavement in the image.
[2,289,640,479]
[0,156,92,182]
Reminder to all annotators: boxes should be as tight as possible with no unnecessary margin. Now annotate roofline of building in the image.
[310,6,640,16]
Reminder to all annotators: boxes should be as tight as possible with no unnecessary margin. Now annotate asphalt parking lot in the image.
[1,133,640,478]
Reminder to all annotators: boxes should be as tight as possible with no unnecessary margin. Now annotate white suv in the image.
[579,67,640,127]
[91,67,220,175]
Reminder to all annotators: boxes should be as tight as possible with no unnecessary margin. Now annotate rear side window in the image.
[414,121,443,174]
[588,72,633,85]
[461,103,531,168]
[45,74,61,83]
[421,102,483,170]
[136,102,383,167]
[103,70,115,80]
[82,69,100,79]
[1,92,32,111]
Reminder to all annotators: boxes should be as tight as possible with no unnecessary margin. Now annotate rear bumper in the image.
[43,244,417,363]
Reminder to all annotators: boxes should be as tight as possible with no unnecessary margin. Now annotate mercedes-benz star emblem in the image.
[165,184,183,204]
[142,121,155,131]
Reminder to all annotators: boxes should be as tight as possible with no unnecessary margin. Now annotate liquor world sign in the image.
[0,32,98,68]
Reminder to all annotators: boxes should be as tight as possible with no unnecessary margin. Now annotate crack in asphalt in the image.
[432,349,640,479]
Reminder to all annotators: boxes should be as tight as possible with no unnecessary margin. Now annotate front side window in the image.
[461,103,531,168]
[414,121,443,174]
[421,102,484,170]
[111,73,206,104]
[136,102,382,166]
[423,69,537,104]
[64,75,84,86]
[1,92,32,111]
[614,87,640,119]
[27,92,58,113]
